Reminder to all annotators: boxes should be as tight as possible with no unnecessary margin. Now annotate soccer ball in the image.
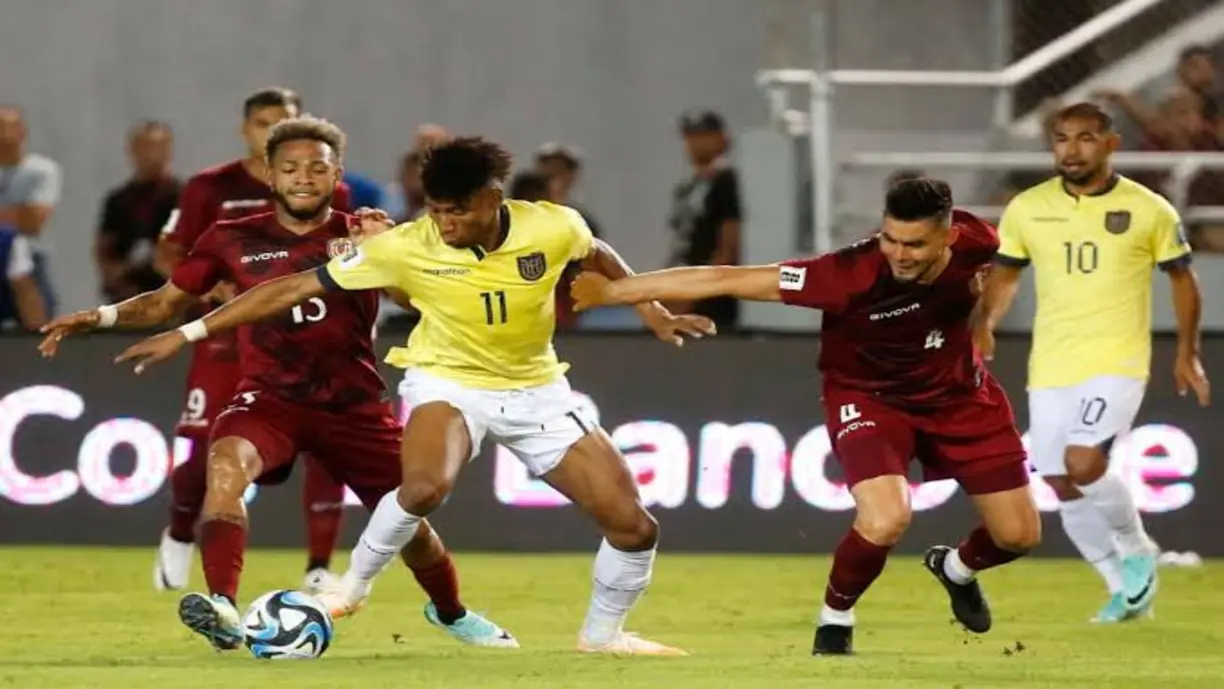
[242,590,334,660]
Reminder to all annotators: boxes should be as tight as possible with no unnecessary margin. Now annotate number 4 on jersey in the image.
[924,329,945,350]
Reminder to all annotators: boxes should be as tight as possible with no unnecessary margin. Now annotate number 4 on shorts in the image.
[839,403,862,423]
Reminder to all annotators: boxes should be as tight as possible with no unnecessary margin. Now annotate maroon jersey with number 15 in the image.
[170,211,384,412]
[778,210,999,409]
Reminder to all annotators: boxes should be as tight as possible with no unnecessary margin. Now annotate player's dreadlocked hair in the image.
[884,177,953,224]
[265,116,346,162]
[421,137,514,202]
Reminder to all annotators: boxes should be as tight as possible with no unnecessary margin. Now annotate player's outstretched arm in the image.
[572,265,782,312]
[114,269,327,374]
[37,282,197,359]
[579,239,720,344]
[1167,263,1210,406]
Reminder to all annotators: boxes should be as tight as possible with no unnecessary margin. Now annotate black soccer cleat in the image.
[924,545,992,634]
[812,624,854,656]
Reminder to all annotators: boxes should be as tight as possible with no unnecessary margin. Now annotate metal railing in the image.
[752,0,1182,253]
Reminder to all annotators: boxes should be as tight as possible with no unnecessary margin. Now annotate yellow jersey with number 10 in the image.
[320,199,595,389]
[996,175,1191,389]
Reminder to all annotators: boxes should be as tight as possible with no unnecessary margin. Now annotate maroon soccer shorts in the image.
[173,344,241,440]
[209,389,402,509]
[822,377,1029,495]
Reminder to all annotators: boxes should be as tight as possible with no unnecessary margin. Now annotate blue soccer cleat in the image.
[1120,553,1158,613]
[423,602,520,648]
[178,592,243,651]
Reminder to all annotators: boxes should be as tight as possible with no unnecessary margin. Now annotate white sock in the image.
[1076,473,1151,557]
[348,489,422,582]
[943,548,975,585]
[818,604,855,627]
[580,539,654,646]
[1059,497,1125,594]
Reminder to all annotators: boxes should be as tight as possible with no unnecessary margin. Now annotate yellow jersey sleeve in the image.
[995,199,1030,265]
[1150,197,1192,269]
[319,229,401,291]
[554,203,595,261]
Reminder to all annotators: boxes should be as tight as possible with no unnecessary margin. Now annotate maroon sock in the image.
[411,554,466,624]
[168,454,208,543]
[824,528,892,612]
[956,524,1025,573]
[302,461,345,571]
[199,519,246,602]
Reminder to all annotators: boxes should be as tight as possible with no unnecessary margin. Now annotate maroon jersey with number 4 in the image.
[170,211,384,412]
[779,210,999,409]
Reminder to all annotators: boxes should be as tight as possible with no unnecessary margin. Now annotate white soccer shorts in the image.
[397,368,598,477]
[1027,375,1146,476]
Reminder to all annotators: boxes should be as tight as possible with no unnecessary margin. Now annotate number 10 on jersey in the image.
[481,291,508,325]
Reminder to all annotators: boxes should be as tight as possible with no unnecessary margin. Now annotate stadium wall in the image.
[0,0,995,314]
[0,333,1215,556]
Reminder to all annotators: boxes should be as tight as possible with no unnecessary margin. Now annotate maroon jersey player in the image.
[569,178,1041,655]
[153,87,353,593]
[38,117,516,652]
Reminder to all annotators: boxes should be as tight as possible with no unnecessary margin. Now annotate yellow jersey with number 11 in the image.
[318,200,595,389]
[996,175,1191,389]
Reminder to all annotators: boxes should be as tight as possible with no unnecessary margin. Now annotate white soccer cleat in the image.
[303,567,341,596]
[178,592,243,651]
[312,571,372,620]
[577,631,688,656]
[153,529,193,592]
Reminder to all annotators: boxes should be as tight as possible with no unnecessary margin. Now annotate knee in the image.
[854,503,911,546]
[1064,446,1107,486]
[604,507,659,551]
[204,443,251,500]
[991,515,1042,553]
[397,474,453,515]
[1043,475,1083,502]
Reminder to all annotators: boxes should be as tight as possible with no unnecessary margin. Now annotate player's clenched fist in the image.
[37,309,102,359]
[350,207,395,243]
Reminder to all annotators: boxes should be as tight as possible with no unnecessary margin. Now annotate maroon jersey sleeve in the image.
[170,226,226,296]
[951,210,1000,266]
[777,252,863,313]
[162,175,216,249]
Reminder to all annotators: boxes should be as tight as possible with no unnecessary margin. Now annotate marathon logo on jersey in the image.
[241,250,290,264]
[1105,210,1131,235]
[327,238,357,261]
[517,251,547,282]
[779,265,806,291]
[869,302,921,321]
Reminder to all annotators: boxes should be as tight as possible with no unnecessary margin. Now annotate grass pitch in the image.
[2,548,1222,688]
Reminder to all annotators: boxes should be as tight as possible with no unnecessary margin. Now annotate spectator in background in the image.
[534,143,602,237]
[509,170,551,202]
[1175,44,1219,123]
[0,106,61,315]
[667,109,741,331]
[385,123,451,223]
[95,121,180,302]
[0,227,46,331]
[342,170,385,211]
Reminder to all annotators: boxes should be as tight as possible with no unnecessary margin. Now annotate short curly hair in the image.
[421,136,514,202]
[265,116,346,162]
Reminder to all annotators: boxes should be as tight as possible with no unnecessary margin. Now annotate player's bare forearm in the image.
[199,270,326,337]
[11,275,47,331]
[1168,264,1203,356]
[580,238,666,317]
[979,263,1023,330]
[603,265,781,305]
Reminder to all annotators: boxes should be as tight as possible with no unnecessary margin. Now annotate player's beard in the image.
[275,190,333,222]
[1058,162,1100,187]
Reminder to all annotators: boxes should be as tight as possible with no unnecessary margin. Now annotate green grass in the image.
[2,548,1222,688]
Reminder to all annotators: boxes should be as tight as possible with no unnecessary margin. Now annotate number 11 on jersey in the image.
[481,291,508,325]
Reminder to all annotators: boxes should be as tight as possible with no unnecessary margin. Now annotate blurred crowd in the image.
[0,103,743,334]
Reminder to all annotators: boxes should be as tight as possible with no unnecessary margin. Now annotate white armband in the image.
[96,305,118,328]
[177,320,209,343]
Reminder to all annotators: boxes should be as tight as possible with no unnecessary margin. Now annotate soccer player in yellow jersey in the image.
[977,102,1209,623]
[118,137,713,656]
